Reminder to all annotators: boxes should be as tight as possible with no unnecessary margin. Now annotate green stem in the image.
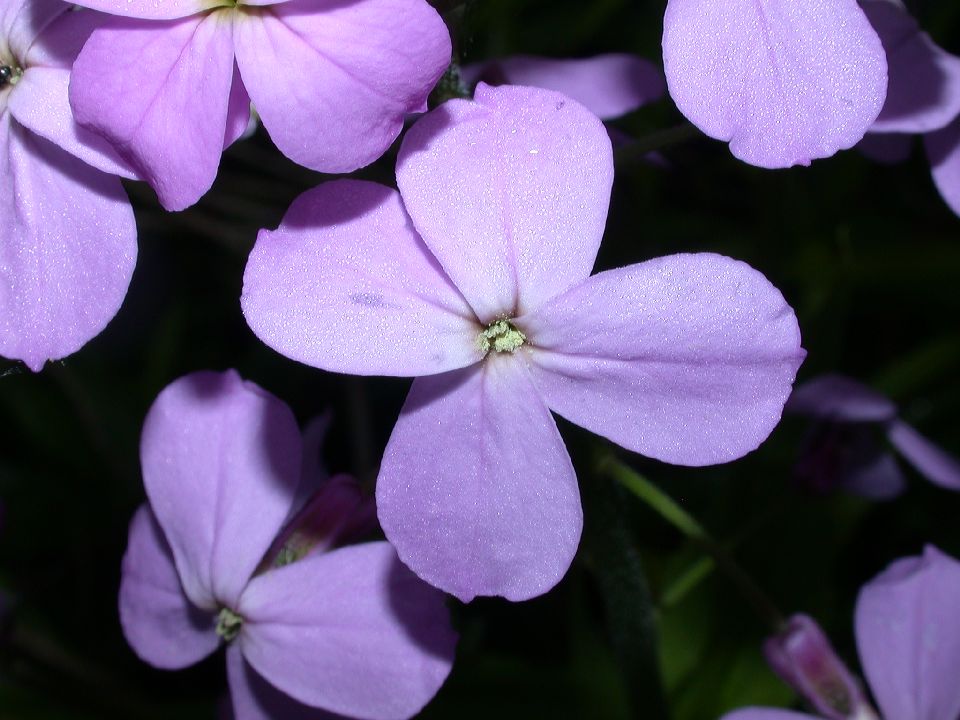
[599,456,784,632]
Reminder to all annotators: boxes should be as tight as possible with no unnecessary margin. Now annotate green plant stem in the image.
[599,455,784,632]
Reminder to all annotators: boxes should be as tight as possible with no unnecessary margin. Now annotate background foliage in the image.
[2,0,959,717]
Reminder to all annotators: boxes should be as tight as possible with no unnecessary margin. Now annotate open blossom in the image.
[460,54,666,121]
[786,374,960,499]
[68,0,451,211]
[242,83,805,602]
[120,370,455,720]
[722,545,960,720]
[1,0,136,371]
[662,0,888,168]
[856,0,960,217]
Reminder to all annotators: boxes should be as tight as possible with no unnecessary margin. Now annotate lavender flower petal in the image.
[241,180,480,377]
[396,83,614,321]
[238,542,455,720]
[662,0,888,168]
[0,115,136,370]
[785,375,897,423]
[1,0,63,59]
[69,14,237,210]
[233,0,450,174]
[839,450,907,500]
[71,0,209,21]
[720,710,822,720]
[862,0,960,134]
[887,420,960,490]
[461,54,665,120]
[376,360,581,602]
[518,254,804,466]
[119,506,219,669]
[925,115,960,216]
[855,545,960,720]
[139,370,301,610]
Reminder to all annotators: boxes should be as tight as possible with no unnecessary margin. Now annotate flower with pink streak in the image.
[786,374,960,499]
[722,545,960,720]
[460,53,666,121]
[241,83,806,602]
[120,370,456,720]
[1,0,137,371]
[68,0,451,211]
[661,0,888,168]
[856,0,960,218]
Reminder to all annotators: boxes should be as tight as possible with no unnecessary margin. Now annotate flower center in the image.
[216,607,243,642]
[0,65,23,90]
[477,318,526,354]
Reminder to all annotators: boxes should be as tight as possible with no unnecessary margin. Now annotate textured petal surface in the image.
[0,115,136,371]
[242,180,480,376]
[785,374,897,422]
[863,0,960,134]
[855,545,960,720]
[662,0,888,167]
[519,254,805,466]
[9,67,137,177]
[2,0,64,61]
[925,115,960,217]
[233,0,450,173]
[140,370,301,609]
[461,54,665,120]
[887,420,960,490]
[238,542,456,720]
[69,14,235,210]
[70,0,211,20]
[118,505,219,669]
[376,357,582,601]
[397,83,614,322]
[227,645,344,720]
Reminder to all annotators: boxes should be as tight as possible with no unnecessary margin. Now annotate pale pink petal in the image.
[662,0,888,167]
[226,645,344,720]
[461,54,666,120]
[785,374,897,423]
[887,420,960,491]
[119,505,219,670]
[234,0,450,173]
[519,254,804,466]
[925,115,960,217]
[2,0,65,61]
[70,0,210,20]
[862,0,960,134]
[140,370,301,609]
[242,180,480,377]
[0,115,136,371]
[376,358,582,601]
[397,83,614,322]
[855,545,960,720]
[69,14,236,210]
[238,542,456,720]
[9,67,137,177]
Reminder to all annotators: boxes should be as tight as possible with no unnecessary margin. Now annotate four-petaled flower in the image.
[120,370,456,720]
[242,83,806,602]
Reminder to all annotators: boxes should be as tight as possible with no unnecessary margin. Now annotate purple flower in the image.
[661,0,888,168]
[722,545,960,720]
[857,0,960,218]
[241,83,805,602]
[1,0,137,371]
[786,374,960,499]
[119,370,456,720]
[460,53,666,121]
[67,0,451,211]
